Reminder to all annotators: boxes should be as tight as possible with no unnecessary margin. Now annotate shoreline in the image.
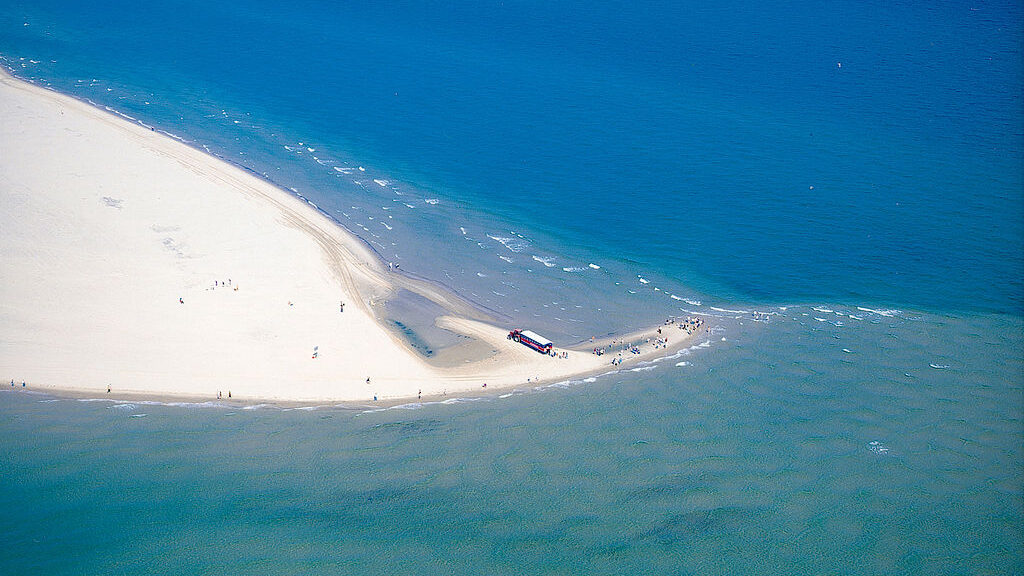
[0,68,706,403]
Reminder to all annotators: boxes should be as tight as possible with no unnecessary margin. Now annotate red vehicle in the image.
[508,329,554,354]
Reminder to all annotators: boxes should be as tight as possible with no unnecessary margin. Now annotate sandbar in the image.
[0,70,704,403]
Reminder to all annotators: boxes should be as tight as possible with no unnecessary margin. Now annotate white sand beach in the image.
[0,70,702,403]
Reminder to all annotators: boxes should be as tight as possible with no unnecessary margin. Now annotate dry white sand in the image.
[0,70,702,403]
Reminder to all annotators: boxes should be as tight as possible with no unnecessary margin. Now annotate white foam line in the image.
[709,306,750,314]
[630,365,657,372]
[857,306,901,317]
[532,255,556,267]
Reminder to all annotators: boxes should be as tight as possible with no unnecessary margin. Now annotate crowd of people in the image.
[671,316,704,334]
[583,314,709,366]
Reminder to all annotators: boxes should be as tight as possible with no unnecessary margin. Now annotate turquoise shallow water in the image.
[2,309,1021,574]
[1,0,1022,572]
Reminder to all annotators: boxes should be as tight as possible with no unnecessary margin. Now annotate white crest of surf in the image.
[533,255,556,267]
[487,234,530,253]
[857,306,901,317]
[709,306,750,315]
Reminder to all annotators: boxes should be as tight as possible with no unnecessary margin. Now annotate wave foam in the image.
[857,307,901,317]
[710,306,750,314]
[488,234,530,253]
[532,255,556,267]
[868,441,891,455]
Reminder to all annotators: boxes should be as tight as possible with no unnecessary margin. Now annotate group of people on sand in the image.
[179,278,239,304]
[211,279,237,291]
[667,316,703,334]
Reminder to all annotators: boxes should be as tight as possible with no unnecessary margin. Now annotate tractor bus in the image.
[507,329,554,354]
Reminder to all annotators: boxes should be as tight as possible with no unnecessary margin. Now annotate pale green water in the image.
[2,307,1021,574]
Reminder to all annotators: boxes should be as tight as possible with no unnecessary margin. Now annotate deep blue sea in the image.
[1,1,1021,573]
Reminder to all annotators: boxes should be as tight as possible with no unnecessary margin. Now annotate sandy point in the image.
[0,69,703,404]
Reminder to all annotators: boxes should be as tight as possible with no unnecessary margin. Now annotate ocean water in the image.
[1,310,1021,574]
[1,0,1022,573]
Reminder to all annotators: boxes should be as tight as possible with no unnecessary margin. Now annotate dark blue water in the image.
[1,1,1022,573]
[2,0,1021,315]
